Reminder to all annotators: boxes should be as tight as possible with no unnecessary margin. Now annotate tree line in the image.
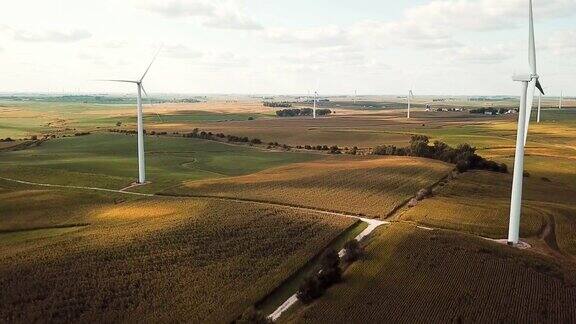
[469,107,513,114]
[373,135,508,173]
[263,101,292,108]
[275,108,332,117]
[107,127,505,174]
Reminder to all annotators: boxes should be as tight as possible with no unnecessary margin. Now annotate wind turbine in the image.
[407,89,414,119]
[101,48,161,184]
[354,89,357,104]
[313,91,318,118]
[508,0,545,245]
[559,91,563,109]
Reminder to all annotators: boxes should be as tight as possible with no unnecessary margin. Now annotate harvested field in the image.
[169,156,453,218]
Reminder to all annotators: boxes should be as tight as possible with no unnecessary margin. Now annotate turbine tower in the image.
[407,90,414,119]
[313,91,318,118]
[508,0,545,245]
[102,48,161,184]
[537,92,542,123]
[559,91,563,109]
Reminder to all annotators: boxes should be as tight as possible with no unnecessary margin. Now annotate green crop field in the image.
[0,133,318,193]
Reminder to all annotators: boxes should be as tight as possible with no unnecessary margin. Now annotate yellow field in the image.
[0,186,123,232]
[169,156,453,218]
[0,193,355,322]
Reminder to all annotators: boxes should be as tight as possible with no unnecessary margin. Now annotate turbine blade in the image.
[535,80,545,95]
[141,85,163,123]
[528,0,537,75]
[141,85,150,98]
[524,80,536,146]
[140,47,163,82]
[96,79,138,84]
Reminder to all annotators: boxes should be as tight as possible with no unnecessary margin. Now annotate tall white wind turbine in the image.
[101,49,161,184]
[508,0,545,245]
[407,90,414,119]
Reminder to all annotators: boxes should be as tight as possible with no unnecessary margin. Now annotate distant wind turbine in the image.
[100,48,162,184]
[559,91,563,109]
[354,89,357,104]
[407,89,414,119]
[508,0,545,246]
[313,91,318,118]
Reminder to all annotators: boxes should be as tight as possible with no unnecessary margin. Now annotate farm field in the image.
[2,96,576,322]
[0,133,318,193]
[0,99,270,139]
[169,156,453,218]
[284,223,576,323]
[400,170,576,257]
[0,192,356,323]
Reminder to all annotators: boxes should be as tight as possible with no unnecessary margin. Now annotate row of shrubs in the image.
[470,107,511,115]
[182,128,264,145]
[109,129,168,136]
[181,129,347,154]
[373,135,508,173]
[297,240,363,304]
[263,101,292,108]
[275,108,332,117]
[293,144,342,154]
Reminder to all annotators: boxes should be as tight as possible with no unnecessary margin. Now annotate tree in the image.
[342,240,363,263]
[317,265,341,289]
[237,307,271,324]
[296,275,324,304]
[320,248,339,270]
[329,145,341,154]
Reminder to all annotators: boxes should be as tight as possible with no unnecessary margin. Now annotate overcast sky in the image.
[0,0,574,96]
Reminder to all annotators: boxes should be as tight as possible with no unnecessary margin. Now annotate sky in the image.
[0,0,574,96]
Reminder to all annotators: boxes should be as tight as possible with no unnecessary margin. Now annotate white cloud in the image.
[543,29,576,56]
[203,12,263,30]
[264,26,347,47]
[100,40,129,49]
[444,45,514,64]
[346,0,576,50]
[163,45,204,59]
[144,0,215,18]
[397,0,576,33]
[142,0,262,30]
[13,29,91,43]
